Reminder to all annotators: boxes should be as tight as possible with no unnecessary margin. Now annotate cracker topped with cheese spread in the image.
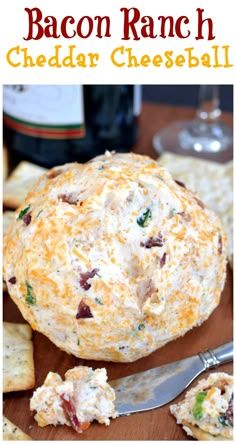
[3,152,227,362]
[170,372,233,440]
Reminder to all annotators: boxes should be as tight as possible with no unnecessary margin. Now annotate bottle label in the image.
[3,85,85,139]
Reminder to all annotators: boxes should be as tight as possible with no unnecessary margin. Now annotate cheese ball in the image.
[4,152,227,362]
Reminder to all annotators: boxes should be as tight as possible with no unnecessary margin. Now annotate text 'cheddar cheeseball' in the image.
[4,152,227,362]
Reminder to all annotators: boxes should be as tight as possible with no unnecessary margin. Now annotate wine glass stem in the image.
[196,85,221,123]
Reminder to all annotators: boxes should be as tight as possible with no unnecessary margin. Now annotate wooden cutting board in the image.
[3,266,233,441]
[3,104,233,440]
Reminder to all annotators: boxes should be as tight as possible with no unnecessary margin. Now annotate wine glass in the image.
[152,85,233,159]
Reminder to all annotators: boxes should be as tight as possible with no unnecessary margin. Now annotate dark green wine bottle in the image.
[3,85,141,168]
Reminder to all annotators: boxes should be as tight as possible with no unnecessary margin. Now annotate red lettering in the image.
[175,16,190,38]
[61,16,76,38]
[195,8,215,41]
[23,7,44,41]
[76,16,93,38]
[44,16,60,38]
[158,15,190,38]
[158,16,175,38]
[140,16,157,38]
[23,8,126,41]
[121,7,141,41]
[94,16,111,38]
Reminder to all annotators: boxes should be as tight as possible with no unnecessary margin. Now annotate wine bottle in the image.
[3,85,141,169]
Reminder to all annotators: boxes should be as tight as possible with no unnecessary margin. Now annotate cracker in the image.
[3,212,15,294]
[182,421,230,441]
[3,145,8,182]
[3,322,35,393]
[159,153,233,267]
[2,416,32,440]
[3,211,15,236]
[3,161,47,209]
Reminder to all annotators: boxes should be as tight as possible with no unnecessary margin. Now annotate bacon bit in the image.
[160,252,167,268]
[140,233,164,248]
[217,393,233,427]
[225,393,233,426]
[76,300,93,319]
[194,197,205,209]
[60,393,90,433]
[126,191,135,204]
[143,279,156,302]
[58,193,79,205]
[204,380,226,394]
[177,212,191,222]
[175,180,186,188]
[218,234,223,254]
[79,269,99,291]
[217,379,228,394]
[22,212,32,226]
[138,279,156,307]
[8,276,16,284]
[47,168,63,179]
[203,385,212,392]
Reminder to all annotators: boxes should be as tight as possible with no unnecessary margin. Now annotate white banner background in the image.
[0,0,235,84]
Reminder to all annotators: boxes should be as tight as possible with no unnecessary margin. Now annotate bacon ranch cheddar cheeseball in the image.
[4,152,227,362]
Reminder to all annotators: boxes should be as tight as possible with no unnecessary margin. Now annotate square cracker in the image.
[3,212,15,293]
[2,416,32,440]
[181,421,227,441]
[3,161,47,209]
[3,211,15,237]
[159,153,233,268]
[3,322,35,393]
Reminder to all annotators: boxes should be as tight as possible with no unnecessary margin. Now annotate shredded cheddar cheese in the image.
[4,152,227,362]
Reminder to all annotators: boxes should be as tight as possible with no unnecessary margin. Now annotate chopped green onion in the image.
[25,281,36,305]
[218,415,229,427]
[192,391,208,420]
[138,324,145,331]
[17,205,31,221]
[169,208,177,218]
[95,297,103,305]
[137,208,152,227]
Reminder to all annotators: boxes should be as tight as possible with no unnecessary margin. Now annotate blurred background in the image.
[142,85,233,111]
[3,84,233,171]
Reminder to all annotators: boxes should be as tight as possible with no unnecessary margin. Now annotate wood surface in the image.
[3,103,233,441]
[133,103,233,163]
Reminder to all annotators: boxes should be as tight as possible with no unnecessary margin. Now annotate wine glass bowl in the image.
[153,85,233,159]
